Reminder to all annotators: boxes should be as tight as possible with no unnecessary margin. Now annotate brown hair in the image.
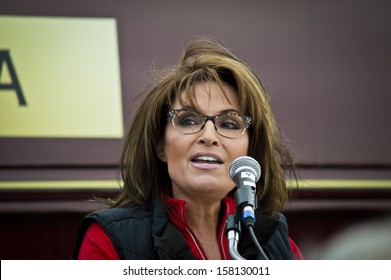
[112,37,297,217]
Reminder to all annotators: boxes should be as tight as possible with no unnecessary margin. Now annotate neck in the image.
[185,199,221,233]
[185,199,223,260]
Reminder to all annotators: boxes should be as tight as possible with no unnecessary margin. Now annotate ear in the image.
[156,140,167,162]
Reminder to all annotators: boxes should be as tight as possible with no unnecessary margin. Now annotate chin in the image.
[191,183,231,197]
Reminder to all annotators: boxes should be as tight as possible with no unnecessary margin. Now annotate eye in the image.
[176,112,203,127]
[217,115,242,130]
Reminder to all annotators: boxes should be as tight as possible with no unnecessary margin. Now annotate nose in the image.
[197,120,219,146]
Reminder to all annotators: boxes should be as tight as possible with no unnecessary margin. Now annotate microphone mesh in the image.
[229,156,261,182]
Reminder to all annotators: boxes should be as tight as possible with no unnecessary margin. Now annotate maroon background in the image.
[1,0,391,259]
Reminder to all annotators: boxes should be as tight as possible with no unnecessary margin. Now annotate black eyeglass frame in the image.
[167,109,252,138]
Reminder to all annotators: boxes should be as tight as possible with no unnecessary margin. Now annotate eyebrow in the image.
[174,106,241,115]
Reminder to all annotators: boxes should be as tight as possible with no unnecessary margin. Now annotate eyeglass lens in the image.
[171,110,248,137]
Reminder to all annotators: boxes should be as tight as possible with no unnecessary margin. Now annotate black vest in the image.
[74,198,294,260]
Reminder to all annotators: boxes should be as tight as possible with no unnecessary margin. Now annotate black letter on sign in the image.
[0,49,27,106]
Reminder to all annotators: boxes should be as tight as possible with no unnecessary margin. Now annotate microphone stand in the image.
[226,185,269,260]
[226,214,245,260]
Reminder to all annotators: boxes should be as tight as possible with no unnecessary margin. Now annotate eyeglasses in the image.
[167,109,252,138]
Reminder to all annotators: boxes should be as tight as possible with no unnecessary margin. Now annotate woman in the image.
[74,37,303,260]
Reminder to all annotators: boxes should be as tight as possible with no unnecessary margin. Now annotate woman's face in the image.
[158,81,249,203]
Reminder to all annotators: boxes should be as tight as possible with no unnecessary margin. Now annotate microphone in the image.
[227,156,268,260]
[229,156,261,226]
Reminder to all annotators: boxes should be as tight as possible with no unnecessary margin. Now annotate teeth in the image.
[195,156,218,162]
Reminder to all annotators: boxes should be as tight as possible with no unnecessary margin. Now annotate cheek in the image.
[164,138,189,183]
[163,133,187,163]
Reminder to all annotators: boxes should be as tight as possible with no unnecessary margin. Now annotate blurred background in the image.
[0,0,390,259]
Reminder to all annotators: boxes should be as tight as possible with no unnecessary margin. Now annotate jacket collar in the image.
[150,195,197,259]
[151,194,235,259]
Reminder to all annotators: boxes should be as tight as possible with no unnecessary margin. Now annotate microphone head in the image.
[229,156,261,182]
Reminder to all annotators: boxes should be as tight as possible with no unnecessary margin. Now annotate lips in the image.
[191,153,223,164]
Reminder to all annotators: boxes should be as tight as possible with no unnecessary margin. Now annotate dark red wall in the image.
[1,0,391,260]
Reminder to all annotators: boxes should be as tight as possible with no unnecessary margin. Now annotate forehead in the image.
[174,81,240,113]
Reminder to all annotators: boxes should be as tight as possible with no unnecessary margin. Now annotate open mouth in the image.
[191,155,223,164]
